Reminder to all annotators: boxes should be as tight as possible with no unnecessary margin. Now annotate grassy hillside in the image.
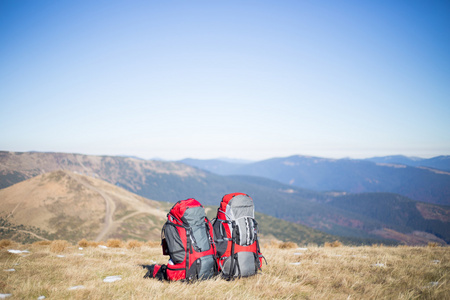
[326,193,450,244]
[0,240,448,299]
[0,170,170,243]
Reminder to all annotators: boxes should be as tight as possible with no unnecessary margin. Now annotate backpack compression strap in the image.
[227,221,238,280]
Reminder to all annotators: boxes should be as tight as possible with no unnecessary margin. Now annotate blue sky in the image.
[1,0,449,161]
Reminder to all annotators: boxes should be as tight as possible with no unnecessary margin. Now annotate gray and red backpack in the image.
[155,198,218,281]
[213,193,265,279]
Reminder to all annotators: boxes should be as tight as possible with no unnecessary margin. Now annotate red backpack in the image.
[213,193,265,279]
[160,198,217,281]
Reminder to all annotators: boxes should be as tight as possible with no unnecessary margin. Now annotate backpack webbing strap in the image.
[185,229,191,280]
[227,222,237,280]
[206,218,218,261]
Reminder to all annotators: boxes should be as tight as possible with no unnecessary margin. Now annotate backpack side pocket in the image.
[164,223,186,264]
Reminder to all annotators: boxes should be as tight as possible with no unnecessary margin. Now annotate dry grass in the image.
[0,241,449,299]
[324,240,343,247]
[278,242,299,249]
[32,241,52,246]
[106,239,123,248]
[78,239,144,249]
[78,239,100,248]
[77,238,89,247]
[49,240,71,253]
[126,240,144,249]
[0,239,13,249]
[145,241,161,247]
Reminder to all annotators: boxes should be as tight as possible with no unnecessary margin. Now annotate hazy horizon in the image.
[1,149,447,163]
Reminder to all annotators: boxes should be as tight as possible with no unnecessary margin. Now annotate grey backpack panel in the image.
[198,255,216,280]
[226,194,256,246]
[183,206,207,227]
[163,224,185,264]
[236,252,258,277]
[183,206,210,252]
[227,194,255,219]
[221,252,257,278]
[186,255,216,281]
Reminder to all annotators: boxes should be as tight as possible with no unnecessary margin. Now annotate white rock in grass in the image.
[4,269,15,272]
[0,294,12,299]
[296,248,308,251]
[98,245,108,249]
[68,285,85,290]
[37,296,46,299]
[432,260,440,264]
[7,250,29,254]
[430,281,439,287]
[79,247,83,250]
[103,275,122,283]
[56,255,65,258]
[7,250,21,254]
[290,262,301,265]
[372,262,385,267]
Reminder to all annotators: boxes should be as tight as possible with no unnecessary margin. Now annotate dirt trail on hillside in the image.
[66,172,116,242]
[6,203,22,220]
[116,211,146,223]
[65,171,167,242]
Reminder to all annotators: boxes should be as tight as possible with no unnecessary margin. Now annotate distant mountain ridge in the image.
[181,155,450,205]
[1,151,449,245]
[365,155,450,172]
[180,158,245,175]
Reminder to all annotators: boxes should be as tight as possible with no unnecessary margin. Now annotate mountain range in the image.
[180,155,450,205]
[1,151,449,245]
[365,155,450,172]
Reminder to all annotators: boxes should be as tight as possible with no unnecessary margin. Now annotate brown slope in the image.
[0,151,205,191]
[0,170,170,243]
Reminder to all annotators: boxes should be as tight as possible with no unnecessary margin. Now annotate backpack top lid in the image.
[219,193,254,220]
[169,198,203,224]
